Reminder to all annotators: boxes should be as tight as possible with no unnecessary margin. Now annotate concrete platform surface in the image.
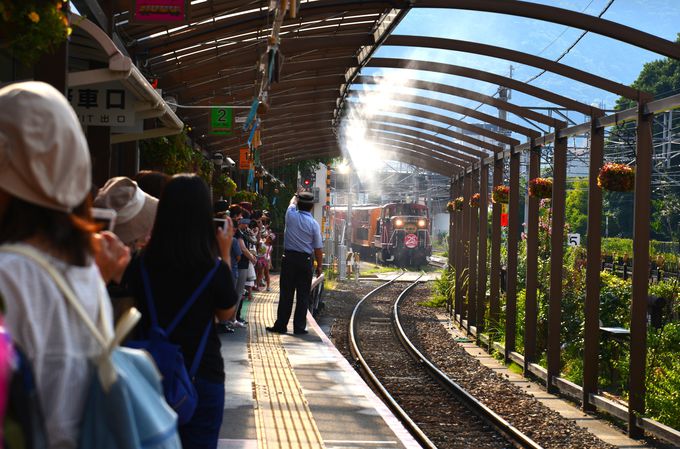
[218,280,420,449]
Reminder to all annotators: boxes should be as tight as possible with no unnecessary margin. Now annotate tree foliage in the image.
[565,179,588,236]
[607,34,680,242]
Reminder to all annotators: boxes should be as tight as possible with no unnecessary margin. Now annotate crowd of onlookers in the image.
[0,81,276,449]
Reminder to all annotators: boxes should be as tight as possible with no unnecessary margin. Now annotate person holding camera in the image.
[266,191,322,335]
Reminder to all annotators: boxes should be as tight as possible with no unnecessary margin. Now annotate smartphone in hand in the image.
[92,207,117,231]
[214,218,229,231]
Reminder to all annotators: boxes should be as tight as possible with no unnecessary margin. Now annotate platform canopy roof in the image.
[95,0,680,176]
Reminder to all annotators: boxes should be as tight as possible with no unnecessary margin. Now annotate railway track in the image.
[348,275,543,449]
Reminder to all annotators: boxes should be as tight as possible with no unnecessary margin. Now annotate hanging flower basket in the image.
[528,177,553,199]
[492,185,510,204]
[597,163,635,192]
[469,193,481,208]
[453,196,465,211]
[446,200,455,213]
[0,1,71,66]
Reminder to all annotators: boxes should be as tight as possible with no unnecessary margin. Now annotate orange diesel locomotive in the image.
[332,203,431,267]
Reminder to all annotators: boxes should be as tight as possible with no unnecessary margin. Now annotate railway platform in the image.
[217,276,420,449]
[218,274,659,449]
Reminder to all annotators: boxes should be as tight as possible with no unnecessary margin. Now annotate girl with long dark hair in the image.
[122,174,237,449]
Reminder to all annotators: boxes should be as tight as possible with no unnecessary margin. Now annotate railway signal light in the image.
[300,170,315,190]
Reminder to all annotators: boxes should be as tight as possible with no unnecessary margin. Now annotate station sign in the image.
[239,148,251,170]
[211,107,233,135]
[133,0,188,23]
[568,233,581,246]
[68,82,134,127]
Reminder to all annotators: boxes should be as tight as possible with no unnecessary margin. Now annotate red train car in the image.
[332,202,431,267]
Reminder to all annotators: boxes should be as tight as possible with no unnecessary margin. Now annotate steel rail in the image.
[392,281,544,449]
[347,272,439,449]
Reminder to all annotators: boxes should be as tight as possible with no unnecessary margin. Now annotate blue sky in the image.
[356,0,679,124]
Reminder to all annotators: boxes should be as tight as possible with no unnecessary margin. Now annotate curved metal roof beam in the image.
[254,125,477,166]
[368,114,502,153]
[262,143,462,175]
[248,114,495,159]
[347,91,540,137]
[368,130,480,163]
[369,135,479,168]
[250,121,484,163]
[136,3,391,55]
[366,58,597,115]
[258,138,468,173]
[415,0,680,60]
[213,97,516,153]
[131,0,679,60]
[244,112,502,156]
[367,105,519,146]
[160,34,372,88]
[384,35,649,101]
[354,75,563,128]
[252,94,516,149]
[172,55,356,97]
[260,132,479,167]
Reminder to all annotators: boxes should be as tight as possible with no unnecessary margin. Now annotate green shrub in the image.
[646,322,680,428]
[426,266,454,307]
[599,271,632,327]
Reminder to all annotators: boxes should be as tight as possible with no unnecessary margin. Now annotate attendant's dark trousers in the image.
[274,250,313,332]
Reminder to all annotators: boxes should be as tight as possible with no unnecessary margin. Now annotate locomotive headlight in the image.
[418,219,426,227]
[395,219,404,227]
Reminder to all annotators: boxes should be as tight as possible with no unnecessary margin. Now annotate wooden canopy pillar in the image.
[448,179,456,316]
[461,172,472,327]
[583,113,605,411]
[490,156,503,342]
[468,167,479,332]
[476,162,489,340]
[629,102,653,438]
[506,149,520,361]
[524,143,541,372]
[547,131,568,393]
[454,177,465,321]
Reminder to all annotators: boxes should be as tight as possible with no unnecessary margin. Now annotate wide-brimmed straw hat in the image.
[0,81,91,212]
[94,177,158,245]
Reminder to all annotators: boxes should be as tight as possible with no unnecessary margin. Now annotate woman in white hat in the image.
[94,176,159,252]
[0,82,115,448]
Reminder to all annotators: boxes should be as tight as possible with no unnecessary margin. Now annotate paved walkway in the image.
[218,279,420,449]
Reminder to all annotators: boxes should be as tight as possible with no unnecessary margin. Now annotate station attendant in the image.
[266,191,323,335]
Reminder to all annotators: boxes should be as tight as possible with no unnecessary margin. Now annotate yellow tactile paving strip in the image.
[247,282,326,449]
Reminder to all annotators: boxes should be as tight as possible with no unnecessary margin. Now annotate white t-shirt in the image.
[0,244,114,449]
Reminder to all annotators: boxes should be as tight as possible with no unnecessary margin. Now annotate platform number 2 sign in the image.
[211,107,233,135]
[567,233,581,247]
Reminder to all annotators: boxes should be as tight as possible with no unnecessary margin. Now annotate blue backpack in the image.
[127,259,220,425]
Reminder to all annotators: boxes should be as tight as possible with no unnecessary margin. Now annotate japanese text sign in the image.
[133,0,188,23]
[239,148,251,170]
[68,83,134,127]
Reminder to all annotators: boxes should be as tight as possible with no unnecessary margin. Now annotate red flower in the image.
[528,178,552,199]
[492,185,510,204]
[597,163,634,192]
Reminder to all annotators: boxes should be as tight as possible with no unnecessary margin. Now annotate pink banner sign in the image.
[133,0,188,23]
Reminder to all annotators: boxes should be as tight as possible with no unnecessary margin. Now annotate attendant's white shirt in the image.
[0,244,113,449]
